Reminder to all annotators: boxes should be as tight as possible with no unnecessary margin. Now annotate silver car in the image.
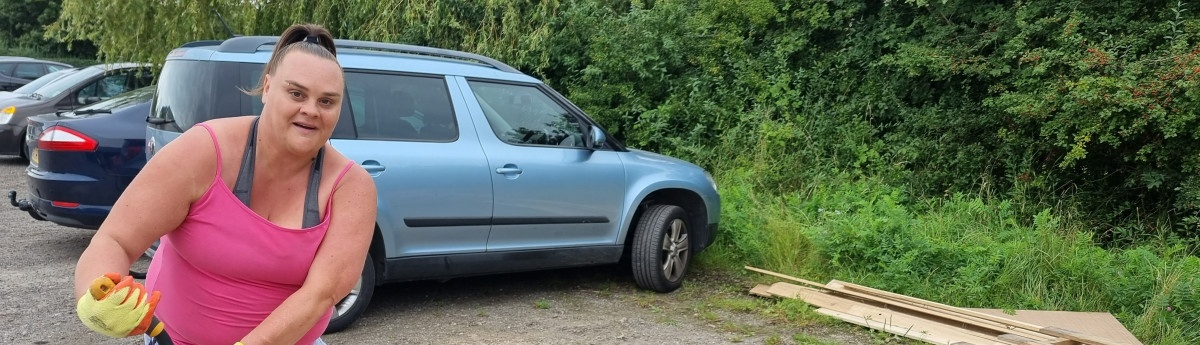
[0,63,152,158]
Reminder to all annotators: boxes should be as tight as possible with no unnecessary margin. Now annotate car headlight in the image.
[0,106,13,123]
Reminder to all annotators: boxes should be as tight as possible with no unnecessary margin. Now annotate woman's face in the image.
[260,51,344,155]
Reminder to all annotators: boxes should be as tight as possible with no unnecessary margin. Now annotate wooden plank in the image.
[749,284,772,298]
[764,282,803,298]
[790,286,1020,345]
[997,334,1073,345]
[968,309,1140,345]
[1041,327,1131,345]
[744,266,827,289]
[844,304,1019,345]
[832,281,1131,345]
[745,267,1053,343]
[816,307,1016,345]
[818,281,1057,343]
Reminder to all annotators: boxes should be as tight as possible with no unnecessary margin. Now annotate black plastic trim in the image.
[404,217,491,227]
[404,216,610,227]
[492,216,609,225]
[380,246,624,283]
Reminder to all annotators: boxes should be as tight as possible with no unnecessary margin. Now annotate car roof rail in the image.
[214,36,521,73]
[179,40,226,48]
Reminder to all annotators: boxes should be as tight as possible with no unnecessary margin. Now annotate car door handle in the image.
[362,160,386,176]
[495,164,523,175]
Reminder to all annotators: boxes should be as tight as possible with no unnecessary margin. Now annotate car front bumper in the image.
[0,123,23,156]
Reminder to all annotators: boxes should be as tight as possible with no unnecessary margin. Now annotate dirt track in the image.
[0,156,873,345]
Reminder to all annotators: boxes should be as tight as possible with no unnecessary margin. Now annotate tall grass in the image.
[705,168,1200,344]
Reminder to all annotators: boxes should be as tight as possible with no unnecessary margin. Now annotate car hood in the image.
[0,91,28,103]
[625,148,704,170]
[0,96,48,110]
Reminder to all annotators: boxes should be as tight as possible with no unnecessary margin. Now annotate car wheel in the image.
[18,138,27,160]
[325,252,376,333]
[631,204,691,293]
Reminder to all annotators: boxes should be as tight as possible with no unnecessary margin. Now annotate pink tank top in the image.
[146,123,354,345]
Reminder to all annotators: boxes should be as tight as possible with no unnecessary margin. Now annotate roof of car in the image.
[82,62,149,70]
[0,56,72,66]
[168,36,539,83]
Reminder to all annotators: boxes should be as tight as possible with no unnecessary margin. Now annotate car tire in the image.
[631,204,691,293]
[325,252,376,334]
[18,138,27,161]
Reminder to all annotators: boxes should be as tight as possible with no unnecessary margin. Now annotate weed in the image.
[792,332,841,345]
[533,300,550,309]
[711,296,760,313]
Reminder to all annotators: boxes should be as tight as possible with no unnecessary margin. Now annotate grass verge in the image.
[701,168,1200,345]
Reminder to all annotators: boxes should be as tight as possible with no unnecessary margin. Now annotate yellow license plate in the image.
[30,148,38,166]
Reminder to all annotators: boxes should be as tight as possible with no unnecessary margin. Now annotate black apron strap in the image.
[232,118,259,206]
[302,148,324,228]
[232,117,326,228]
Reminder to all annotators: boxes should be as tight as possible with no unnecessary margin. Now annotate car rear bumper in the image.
[24,191,107,229]
[26,167,113,229]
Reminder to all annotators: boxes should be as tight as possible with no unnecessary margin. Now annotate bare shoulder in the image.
[322,146,375,196]
[197,116,256,147]
[143,116,255,200]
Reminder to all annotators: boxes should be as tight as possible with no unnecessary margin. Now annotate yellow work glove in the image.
[76,273,161,338]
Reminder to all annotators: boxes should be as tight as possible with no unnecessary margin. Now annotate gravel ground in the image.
[0,156,873,345]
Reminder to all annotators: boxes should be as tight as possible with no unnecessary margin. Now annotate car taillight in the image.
[38,126,98,151]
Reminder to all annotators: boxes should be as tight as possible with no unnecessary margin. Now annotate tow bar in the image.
[8,191,45,221]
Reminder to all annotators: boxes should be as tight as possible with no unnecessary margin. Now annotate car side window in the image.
[46,64,67,72]
[14,64,44,79]
[343,72,457,142]
[467,80,585,148]
[77,69,152,104]
[77,75,122,102]
[0,63,14,76]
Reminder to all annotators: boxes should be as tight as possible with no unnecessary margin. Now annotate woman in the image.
[73,23,377,345]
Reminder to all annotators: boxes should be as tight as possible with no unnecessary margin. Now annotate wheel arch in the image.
[624,188,712,253]
[367,224,386,285]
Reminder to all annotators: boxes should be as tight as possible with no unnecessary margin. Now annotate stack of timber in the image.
[745,266,1141,345]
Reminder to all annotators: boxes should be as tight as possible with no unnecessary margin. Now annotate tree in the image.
[0,0,94,57]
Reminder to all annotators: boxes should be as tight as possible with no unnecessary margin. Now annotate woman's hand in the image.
[76,273,161,338]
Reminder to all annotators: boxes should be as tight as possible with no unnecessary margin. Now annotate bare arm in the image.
[73,127,215,299]
[240,165,377,345]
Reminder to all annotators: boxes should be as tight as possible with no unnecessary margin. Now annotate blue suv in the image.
[147,37,721,332]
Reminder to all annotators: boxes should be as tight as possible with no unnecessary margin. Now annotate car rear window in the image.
[152,59,458,142]
[344,71,457,142]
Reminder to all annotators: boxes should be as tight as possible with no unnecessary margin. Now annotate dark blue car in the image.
[13,86,153,229]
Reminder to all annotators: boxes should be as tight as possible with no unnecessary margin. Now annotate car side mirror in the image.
[82,96,102,105]
[588,126,606,150]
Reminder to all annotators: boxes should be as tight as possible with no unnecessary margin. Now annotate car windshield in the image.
[13,68,78,95]
[31,66,104,98]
